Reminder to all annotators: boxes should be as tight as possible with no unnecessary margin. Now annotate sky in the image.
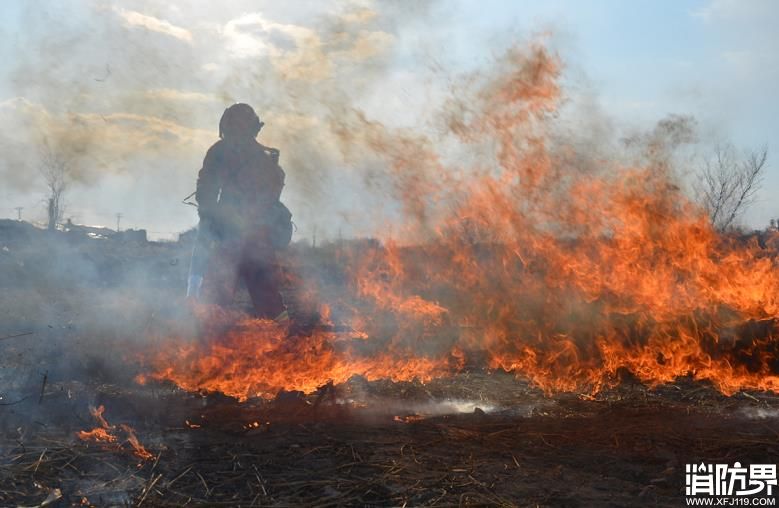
[0,0,776,240]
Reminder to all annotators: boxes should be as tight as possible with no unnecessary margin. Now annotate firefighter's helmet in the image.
[219,103,263,140]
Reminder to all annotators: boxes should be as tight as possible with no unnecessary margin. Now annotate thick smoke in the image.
[137,40,779,400]
[2,1,446,237]
[3,2,777,409]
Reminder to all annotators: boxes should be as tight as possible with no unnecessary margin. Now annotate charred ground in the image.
[1,221,779,507]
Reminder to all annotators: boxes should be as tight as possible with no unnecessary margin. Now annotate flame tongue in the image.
[143,43,779,400]
[143,314,459,401]
[77,405,152,460]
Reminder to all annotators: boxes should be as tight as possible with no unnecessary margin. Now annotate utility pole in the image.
[14,207,23,221]
[115,213,123,232]
[312,225,317,249]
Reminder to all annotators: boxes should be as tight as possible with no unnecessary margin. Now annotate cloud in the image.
[337,30,395,61]
[222,13,316,59]
[143,89,218,104]
[221,12,332,81]
[220,11,394,81]
[114,7,193,43]
[0,97,212,185]
[340,8,379,25]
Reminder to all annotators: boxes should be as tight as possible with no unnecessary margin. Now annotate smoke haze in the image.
[0,0,776,238]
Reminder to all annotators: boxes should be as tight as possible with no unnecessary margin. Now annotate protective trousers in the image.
[201,230,285,319]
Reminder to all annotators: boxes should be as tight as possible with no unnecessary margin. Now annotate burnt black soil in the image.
[2,372,779,507]
[2,224,778,507]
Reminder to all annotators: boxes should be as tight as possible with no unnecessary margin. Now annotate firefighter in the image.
[191,103,289,320]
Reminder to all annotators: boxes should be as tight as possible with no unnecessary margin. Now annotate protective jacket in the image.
[196,139,285,239]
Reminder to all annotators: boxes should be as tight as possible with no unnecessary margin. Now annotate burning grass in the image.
[77,405,153,461]
[136,43,779,404]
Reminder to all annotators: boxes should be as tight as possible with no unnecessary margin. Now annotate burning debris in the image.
[77,405,153,461]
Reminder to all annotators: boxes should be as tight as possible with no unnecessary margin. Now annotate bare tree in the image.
[696,144,768,232]
[39,139,71,230]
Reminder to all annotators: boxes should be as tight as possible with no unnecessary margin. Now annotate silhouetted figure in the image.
[191,103,290,319]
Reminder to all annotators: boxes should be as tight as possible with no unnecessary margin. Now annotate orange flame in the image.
[143,43,779,400]
[76,427,116,443]
[77,405,152,460]
[142,309,459,401]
